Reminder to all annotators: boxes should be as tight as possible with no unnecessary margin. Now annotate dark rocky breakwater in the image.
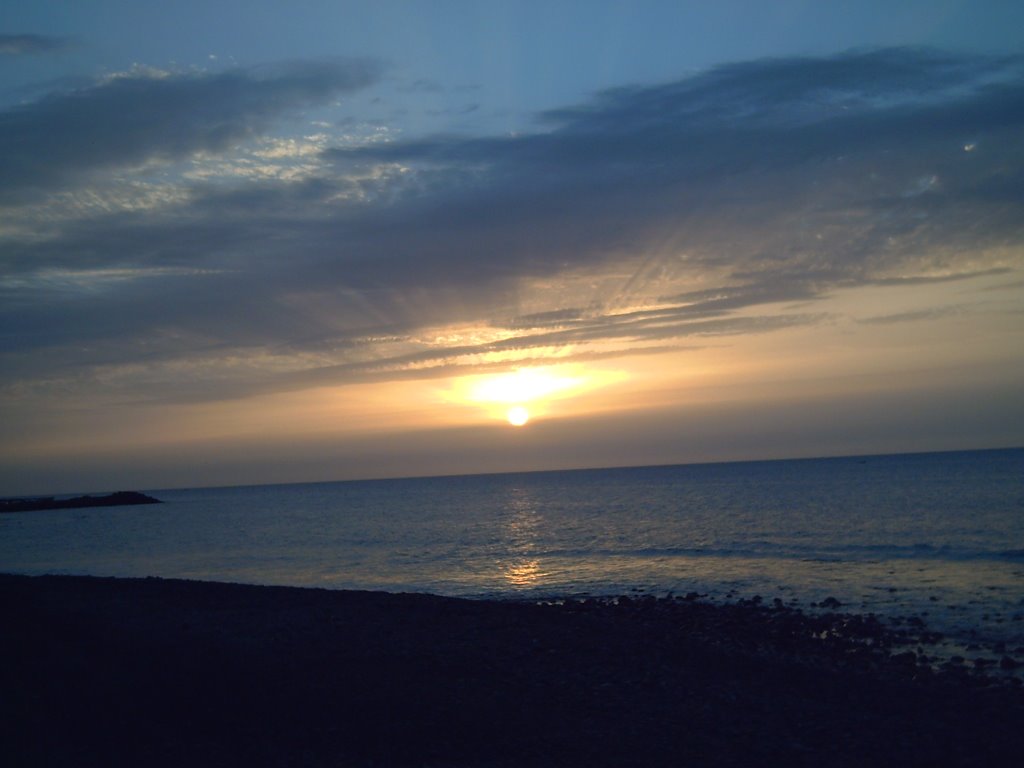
[0,490,161,513]
[2,574,1022,766]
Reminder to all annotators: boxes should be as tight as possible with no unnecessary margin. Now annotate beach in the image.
[2,574,1022,766]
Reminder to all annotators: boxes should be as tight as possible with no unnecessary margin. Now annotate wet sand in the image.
[2,573,1022,766]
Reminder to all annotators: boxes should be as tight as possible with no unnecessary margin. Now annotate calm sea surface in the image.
[3,448,1023,649]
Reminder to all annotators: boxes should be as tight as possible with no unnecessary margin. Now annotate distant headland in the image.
[0,491,161,513]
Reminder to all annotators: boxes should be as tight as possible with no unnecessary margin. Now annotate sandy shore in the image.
[2,574,1022,766]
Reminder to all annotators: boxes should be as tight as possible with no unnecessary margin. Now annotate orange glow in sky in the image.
[442,365,629,423]
[2,15,1024,495]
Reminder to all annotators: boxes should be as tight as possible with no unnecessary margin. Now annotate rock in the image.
[821,597,842,609]
[0,491,162,513]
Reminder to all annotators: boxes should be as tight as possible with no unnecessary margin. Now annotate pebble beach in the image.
[3,573,1022,766]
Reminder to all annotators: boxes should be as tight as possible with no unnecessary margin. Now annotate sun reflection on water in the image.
[505,558,542,587]
[499,486,548,589]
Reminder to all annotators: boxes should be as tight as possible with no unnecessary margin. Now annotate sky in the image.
[1,1,1023,494]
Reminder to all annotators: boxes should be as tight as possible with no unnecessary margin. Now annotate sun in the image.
[441,364,628,426]
[507,405,530,426]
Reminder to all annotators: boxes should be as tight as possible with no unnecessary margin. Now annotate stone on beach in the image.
[1,573,1022,767]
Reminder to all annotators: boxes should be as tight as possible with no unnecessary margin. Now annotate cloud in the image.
[865,268,1012,286]
[323,49,1024,281]
[402,78,444,93]
[858,305,966,325]
[0,34,70,56]
[1,48,1022,405]
[0,59,381,203]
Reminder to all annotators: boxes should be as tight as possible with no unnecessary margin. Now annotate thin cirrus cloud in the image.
[1,48,1022,405]
[0,33,71,56]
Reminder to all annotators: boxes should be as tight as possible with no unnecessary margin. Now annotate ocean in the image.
[3,448,1022,652]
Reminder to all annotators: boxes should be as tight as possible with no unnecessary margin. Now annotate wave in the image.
[531,543,1024,564]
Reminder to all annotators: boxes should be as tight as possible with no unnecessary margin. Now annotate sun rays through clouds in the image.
[1,2,1023,491]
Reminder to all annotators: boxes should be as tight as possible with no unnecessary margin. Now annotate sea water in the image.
[2,448,1022,650]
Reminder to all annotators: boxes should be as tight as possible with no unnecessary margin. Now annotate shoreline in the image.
[3,573,1023,766]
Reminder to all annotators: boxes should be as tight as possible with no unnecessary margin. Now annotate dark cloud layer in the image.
[1,48,1022,402]
[323,49,1024,279]
[0,59,380,202]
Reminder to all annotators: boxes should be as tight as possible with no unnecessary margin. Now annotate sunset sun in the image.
[4,4,1023,762]
[507,405,530,426]
[441,365,629,426]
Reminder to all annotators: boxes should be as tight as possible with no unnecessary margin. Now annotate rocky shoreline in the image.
[2,573,1022,766]
[0,490,161,513]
